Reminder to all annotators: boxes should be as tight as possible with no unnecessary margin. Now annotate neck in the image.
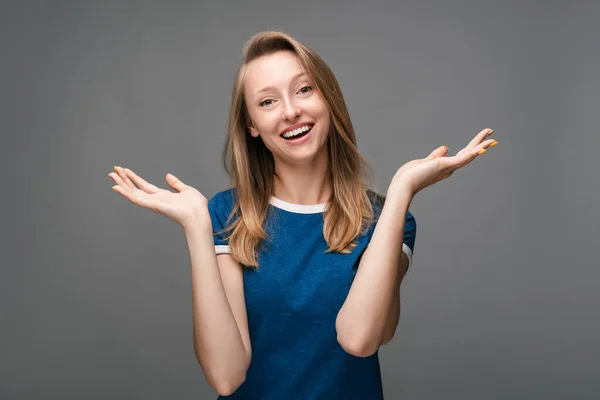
[272,149,331,205]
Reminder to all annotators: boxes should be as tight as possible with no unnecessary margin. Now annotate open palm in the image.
[108,167,209,228]
[392,128,498,196]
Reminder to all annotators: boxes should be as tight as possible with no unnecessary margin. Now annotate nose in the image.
[281,98,301,121]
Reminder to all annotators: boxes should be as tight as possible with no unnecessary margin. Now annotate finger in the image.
[111,180,156,209]
[108,171,131,194]
[166,173,187,193]
[124,168,159,194]
[425,145,450,160]
[449,151,478,171]
[457,137,498,157]
[466,128,494,149]
[470,138,498,158]
[469,139,499,155]
[447,139,495,170]
[113,166,135,190]
[478,138,499,151]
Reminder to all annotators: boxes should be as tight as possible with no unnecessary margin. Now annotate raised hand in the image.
[390,128,498,197]
[108,166,210,229]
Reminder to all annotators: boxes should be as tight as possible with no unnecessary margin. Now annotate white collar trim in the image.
[269,196,327,214]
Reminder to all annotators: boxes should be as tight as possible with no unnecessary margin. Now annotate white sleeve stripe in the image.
[403,243,413,271]
[215,245,231,254]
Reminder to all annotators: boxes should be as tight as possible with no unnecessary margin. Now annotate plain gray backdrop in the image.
[2,0,599,399]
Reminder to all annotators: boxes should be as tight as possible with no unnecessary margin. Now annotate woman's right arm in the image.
[108,167,250,396]
[184,217,251,397]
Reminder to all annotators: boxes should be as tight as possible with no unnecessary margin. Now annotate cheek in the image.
[313,100,330,127]
[311,96,329,119]
[261,115,281,135]
[251,113,278,137]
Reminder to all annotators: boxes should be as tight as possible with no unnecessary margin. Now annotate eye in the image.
[259,99,274,107]
[299,86,313,94]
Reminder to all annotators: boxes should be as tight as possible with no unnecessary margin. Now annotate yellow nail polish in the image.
[114,166,120,173]
[489,141,498,147]
[478,149,487,155]
[112,186,119,192]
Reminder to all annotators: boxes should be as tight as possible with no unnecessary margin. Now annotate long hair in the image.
[222,31,379,268]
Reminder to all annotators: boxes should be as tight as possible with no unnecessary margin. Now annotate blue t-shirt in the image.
[208,188,416,400]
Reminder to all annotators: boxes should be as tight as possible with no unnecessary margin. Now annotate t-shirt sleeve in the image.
[207,191,233,255]
[403,210,417,270]
[367,208,417,271]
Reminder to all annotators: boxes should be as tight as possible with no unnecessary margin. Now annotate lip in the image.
[280,122,314,137]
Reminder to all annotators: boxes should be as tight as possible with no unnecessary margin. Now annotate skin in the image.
[337,129,499,356]
[245,50,332,205]
[108,49,499,389]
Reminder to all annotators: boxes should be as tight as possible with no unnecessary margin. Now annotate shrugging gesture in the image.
[390,128,498,197]
[108,167,209,229]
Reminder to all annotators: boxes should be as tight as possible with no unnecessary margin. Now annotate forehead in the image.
[244,51,307,94]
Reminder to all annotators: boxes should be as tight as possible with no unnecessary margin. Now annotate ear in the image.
[248,121,260,138]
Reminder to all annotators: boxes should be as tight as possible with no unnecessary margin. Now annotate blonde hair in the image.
[222,31,380,268]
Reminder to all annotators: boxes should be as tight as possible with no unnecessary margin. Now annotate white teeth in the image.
[282,125,312,138]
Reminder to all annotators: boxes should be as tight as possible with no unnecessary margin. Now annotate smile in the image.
[280,124,314,140]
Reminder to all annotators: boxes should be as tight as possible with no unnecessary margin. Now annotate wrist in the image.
[182,210,212,235]
[386,179,415,202]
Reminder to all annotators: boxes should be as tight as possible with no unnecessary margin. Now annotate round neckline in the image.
[269,196,327,214]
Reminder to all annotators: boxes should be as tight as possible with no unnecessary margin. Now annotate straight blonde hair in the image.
[222,31,381,268]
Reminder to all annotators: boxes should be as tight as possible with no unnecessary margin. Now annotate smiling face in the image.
[244,50,331,166]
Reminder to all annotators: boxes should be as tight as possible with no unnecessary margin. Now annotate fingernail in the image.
[112,186,119,192]
[114,166,120,173]
[489,141,498,147]
[478,149,487,155]
[487,129,494,136]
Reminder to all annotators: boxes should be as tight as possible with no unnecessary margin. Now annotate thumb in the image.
[166,173,186,192]
[426,145,449,160]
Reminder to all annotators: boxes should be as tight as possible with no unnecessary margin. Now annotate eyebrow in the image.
[254,72,309,96]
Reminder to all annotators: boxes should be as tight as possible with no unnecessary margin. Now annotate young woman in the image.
[108,31,498,399]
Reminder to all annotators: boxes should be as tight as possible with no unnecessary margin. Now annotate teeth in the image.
[282,125,312,138]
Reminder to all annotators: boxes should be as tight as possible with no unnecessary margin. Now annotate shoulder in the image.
[208,188,237,211]
[207,188,238,226]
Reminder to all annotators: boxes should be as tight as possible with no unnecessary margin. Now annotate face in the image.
[244,50,330,166]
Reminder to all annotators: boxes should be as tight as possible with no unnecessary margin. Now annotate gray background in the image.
[2,0,599,399]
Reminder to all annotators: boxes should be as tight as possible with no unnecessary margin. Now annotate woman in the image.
[108,31,498,399]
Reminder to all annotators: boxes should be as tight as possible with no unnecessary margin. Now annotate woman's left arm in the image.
[335,188,412,357]
[336,128,498,357]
